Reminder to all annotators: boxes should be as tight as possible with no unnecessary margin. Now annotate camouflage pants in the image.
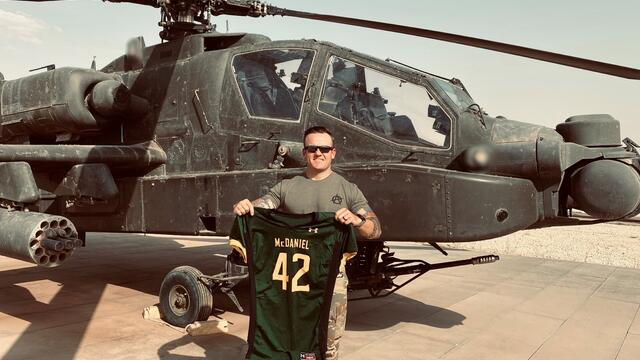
[326,271,348,360]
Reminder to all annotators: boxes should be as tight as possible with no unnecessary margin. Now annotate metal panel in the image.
[339,164,448,242]
[142,175,218,234]
[0,162,39,203]
[446,171,538,242]
[215,170,281,233]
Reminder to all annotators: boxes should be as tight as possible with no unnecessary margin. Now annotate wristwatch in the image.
[354,213,367,228]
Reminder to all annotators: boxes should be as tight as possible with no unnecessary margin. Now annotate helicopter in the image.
[1,0,640,322]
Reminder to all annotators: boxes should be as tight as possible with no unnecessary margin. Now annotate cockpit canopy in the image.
[231,47,476,150]
[319,56,453,148]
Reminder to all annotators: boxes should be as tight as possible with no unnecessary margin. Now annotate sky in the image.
[1,0,639,140]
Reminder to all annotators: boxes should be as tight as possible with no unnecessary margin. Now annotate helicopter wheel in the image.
[159,266,213,327]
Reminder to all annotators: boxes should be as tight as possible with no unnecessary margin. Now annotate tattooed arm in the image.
[360,211,382,239]
[233,182,281,216]
[251,197,276,209]
[232,197,276,216]
[335,208,381,239]
[363,213,382,239]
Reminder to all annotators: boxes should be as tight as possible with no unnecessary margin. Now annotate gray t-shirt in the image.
[262,172,372,215]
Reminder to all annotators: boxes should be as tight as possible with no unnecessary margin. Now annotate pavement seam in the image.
[613,282,640,360]
[340,326,406,357]
[593,266,640,304]
[526,316,569,360]
[439,256,563,359]
[526,265,611,360]
[515,308,573,322]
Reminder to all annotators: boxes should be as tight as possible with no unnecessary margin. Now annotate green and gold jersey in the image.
[229,208,357,360]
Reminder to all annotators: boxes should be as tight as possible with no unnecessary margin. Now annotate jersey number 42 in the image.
[272,252,310,292]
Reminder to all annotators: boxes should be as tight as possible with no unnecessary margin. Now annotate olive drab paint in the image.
[0,1,638,276]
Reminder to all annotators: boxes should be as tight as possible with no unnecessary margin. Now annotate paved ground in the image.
[1,232,640,360]
[445,215,640,268]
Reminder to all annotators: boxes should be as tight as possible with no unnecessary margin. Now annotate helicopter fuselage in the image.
[1,31,639,267]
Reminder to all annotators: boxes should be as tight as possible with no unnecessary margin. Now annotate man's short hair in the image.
[304,126,334,146]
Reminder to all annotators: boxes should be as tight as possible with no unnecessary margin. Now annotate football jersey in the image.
[229,208,357,360]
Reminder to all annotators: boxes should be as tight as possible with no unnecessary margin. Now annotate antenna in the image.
[29,64,56,72]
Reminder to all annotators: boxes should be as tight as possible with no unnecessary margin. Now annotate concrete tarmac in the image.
[1,233,639,360]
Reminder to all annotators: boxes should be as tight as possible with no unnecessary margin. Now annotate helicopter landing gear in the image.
[158,244,498,325]
[159,256,248,327]
[346,242,499,301]
[159,266,214,327]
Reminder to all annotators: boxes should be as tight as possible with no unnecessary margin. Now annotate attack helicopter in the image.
[1,0,640,324]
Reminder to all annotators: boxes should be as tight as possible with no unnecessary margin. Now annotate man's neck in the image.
[305,168,333,181]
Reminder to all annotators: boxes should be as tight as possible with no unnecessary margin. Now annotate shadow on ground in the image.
[0,233,245,360]
[1,233,468,359]
[346,293,465,331]
[158,333,247,360]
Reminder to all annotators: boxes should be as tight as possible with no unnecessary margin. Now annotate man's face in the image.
[303,132,335,172]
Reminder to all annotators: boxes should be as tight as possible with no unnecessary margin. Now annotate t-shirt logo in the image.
[331,194,343,205]
[300,353,317,360]
[308,227,318,233]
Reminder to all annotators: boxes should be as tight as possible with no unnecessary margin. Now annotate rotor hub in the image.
[157,0,214,40]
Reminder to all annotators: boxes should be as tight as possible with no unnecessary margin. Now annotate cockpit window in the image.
[319,56,451,148]
[233,49,315,121]
[432,78,474,110]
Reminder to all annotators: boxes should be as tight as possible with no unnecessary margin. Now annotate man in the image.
[233,126,381,359]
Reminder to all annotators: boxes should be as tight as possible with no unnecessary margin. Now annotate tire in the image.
[159,266,213,327]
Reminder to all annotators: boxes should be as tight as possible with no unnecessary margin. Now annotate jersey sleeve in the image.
[342,225,359,263]
[347,182,372,215]
[228,215,248,263]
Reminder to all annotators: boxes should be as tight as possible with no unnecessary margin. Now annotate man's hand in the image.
[335,208,361,226]
[233,199,255,216]
[336,207,382,239]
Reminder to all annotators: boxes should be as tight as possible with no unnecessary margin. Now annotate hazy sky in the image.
[1,0,638,140]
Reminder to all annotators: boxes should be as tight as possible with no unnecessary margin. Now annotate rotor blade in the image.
[105,0,159,7]
[16,0,159,6]
[268,7,640,80]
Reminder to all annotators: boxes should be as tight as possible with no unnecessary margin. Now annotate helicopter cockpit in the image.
[319,56,452,148]
[232,49,315,121]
